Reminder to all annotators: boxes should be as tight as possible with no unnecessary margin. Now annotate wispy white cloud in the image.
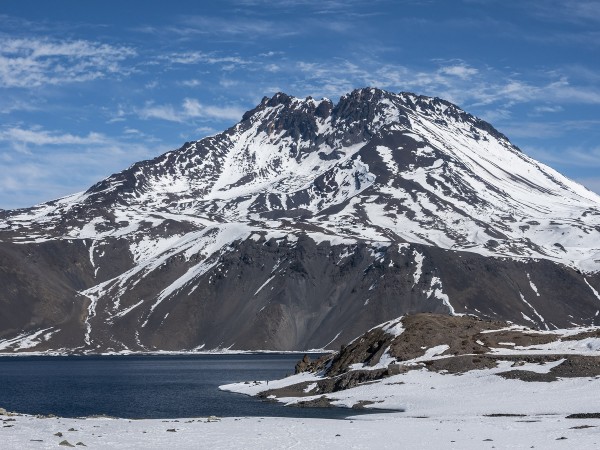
[178,15,298,37]
[106,105,128,124]
[528,0,600,24]
[137,16,300,41]
[525,143,600,168]
[532,105,563,114]
[438,64,479,79]
[0,144,157,209]
[0,98,39,114]
[183,98,245,121]
[0,162,47,196]
[195,126,218,136]
[0,127,109,146]
[179,79,202,87]
[219,79,240,88]
[137,103,181,122]
[478,108,512,123]
[0,125,162,209]
[162,51,251,66]
[135,5,368,46]
[502,119,600,140]
[137,98,245,123]
[290,60,482,102]
[0,37,135,88]
[287,59,600,113]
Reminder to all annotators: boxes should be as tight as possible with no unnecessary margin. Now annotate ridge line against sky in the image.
[1,0,600,209]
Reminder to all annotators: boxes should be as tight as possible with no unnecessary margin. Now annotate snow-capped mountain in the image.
[1,88,600,353]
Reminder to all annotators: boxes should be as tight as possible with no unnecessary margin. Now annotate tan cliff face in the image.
[1,89,600,353]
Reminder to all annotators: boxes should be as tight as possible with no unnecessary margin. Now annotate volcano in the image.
[1,88,599,353]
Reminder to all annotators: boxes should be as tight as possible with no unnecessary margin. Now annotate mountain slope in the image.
[1,88,600,353]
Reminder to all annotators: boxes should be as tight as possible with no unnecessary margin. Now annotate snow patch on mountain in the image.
[527,273,540,296]
[425,277,456,315]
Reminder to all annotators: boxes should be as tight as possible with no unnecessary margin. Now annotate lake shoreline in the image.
[0,349,334,358]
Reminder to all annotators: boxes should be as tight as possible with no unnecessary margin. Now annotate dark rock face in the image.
[1,87,600,353]
[294,354,312,374]
[0,240,90,349]
[1,235,598,353]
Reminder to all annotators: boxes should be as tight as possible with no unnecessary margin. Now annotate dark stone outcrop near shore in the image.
[258,314,600,404]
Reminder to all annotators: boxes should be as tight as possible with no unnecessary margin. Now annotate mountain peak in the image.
[240,88,511,151]
[242,91,332,122]
[2,87,600,353]
[3,87,600,267]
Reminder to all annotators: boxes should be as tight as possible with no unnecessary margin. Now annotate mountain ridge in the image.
[1,87,599,353]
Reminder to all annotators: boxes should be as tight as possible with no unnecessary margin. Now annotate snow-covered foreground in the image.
[4,361,600,449]
[221,362,600,415]
[2,410,599,449]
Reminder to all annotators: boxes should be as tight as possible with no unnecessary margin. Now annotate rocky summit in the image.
[1,87,600,353]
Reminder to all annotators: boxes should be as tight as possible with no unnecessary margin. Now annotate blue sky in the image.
[1,0,600,209]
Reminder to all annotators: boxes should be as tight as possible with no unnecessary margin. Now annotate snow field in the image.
[2,412,599,450]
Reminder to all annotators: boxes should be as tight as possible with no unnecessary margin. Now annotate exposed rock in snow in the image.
[222,313,600,412]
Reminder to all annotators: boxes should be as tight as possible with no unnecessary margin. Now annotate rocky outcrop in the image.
[256,313,600,403]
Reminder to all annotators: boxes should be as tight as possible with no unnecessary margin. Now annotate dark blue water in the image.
[0,354,360,419]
